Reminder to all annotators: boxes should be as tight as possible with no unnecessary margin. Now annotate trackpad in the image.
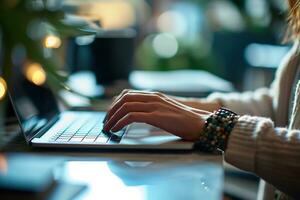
[121,123,182,145]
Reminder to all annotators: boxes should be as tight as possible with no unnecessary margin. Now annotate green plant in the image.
[0,0,99,137]
[0,0,97,99]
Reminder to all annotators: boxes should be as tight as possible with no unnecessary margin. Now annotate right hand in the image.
[111,89,222,112]
[103,90,211,141]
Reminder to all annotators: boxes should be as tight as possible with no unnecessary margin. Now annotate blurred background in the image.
[0,0,291,106]
[62,0,290,92]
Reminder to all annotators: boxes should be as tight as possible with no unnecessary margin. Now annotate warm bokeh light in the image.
[44,35,62,48]
[157,11,188,37]
[25,62,47,86]
[79,1,136,29]
[0,154,8,174]
[4,0,19,8]
[0,77,7,100]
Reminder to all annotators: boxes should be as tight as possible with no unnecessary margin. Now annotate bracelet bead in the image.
[196,108,239,152]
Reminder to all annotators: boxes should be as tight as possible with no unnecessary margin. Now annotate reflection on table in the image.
[0,153,223,200]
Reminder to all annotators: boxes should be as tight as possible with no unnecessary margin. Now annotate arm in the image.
[207,88,274,118]
[175,87,274,118]
[225,115,300,198]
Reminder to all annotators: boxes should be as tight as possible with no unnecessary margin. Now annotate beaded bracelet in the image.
[196,108,239,152]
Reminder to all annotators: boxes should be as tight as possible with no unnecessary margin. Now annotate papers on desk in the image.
[130,70,234,97]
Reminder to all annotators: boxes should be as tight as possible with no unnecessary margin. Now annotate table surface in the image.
[1,131,226,200]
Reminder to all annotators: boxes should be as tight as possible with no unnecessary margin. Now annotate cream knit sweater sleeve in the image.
[225,82,300,198]
[225,115,300,198]
[207,88,274,118]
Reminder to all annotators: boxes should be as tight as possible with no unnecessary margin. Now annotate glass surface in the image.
[0,154,61,192]
[59,160,223,200]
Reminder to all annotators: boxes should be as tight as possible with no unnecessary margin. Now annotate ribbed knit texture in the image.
[224,115,266,172]
[289,80,300,130]
[206,42,300,199]
[207,88,274,118]
[225,115,300,198]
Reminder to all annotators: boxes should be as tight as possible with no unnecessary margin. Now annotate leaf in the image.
[48,16,101,37]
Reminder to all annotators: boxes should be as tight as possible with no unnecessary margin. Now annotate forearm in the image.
[170,87,274,117]
[207,88,274,118]
[170,96,222,112]
[225,116,300,198]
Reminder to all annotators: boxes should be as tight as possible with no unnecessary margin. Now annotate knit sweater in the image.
[207,42,300,199]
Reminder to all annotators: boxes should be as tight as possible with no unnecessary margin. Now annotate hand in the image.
[103,90,211,141]
[112,89,222,112]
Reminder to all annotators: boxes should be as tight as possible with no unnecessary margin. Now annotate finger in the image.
[111,112,155,132]
[111,89,131,104]
[104,89,135,123]
[105,93,163,122]
[110,90,156,108]
[104,89,152,123]
[111,90,209,116]
[104,102,157,131]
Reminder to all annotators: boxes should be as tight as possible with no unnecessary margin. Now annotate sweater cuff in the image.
[225,115,274,173]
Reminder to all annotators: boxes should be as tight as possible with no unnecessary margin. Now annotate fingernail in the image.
[111,127,117,132]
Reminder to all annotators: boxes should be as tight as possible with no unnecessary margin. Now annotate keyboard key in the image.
[74,132,87,136]
[95,135,109,143]
[60,133,74,137]
[89,123,103,131]
[50,137,58,142]
[55,138,70,142]
[112,129,125,138]
[57,136,71,141]
[109,134,122,143]
[76,129,90,134]
[85,135,98,140]
[82,137,97,143]
[50,134,61,141]
[64,119,88,133]
[78,117,100,131]
[70,137,84,142]
[88,130,101,135]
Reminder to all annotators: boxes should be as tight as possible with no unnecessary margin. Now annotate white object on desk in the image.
[63,70,234,107]
[130,70,234,96]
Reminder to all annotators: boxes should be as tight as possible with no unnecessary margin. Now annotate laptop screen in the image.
[8,66,60,141]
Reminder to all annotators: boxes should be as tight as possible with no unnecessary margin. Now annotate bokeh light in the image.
[157,11,188,37]
[25,62,47,86]
[44,35,62,48]
[4,0,19,8]
[79,1,136,29]
[0,77,7,100]
[152,33,179,58]
[0,154,8,174]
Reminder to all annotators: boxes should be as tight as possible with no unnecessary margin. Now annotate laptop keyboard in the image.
[50,114,125,144]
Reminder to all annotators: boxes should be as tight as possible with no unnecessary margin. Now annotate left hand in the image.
[103,90,211,141]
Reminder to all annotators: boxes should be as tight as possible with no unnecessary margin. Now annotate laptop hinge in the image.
[28,115,59,142]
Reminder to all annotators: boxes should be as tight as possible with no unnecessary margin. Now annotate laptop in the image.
[8,72,195,150]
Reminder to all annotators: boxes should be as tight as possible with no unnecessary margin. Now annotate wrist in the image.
[196,108,239,152]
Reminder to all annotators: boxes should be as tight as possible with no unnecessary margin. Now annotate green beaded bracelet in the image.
[196,108,239,152]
